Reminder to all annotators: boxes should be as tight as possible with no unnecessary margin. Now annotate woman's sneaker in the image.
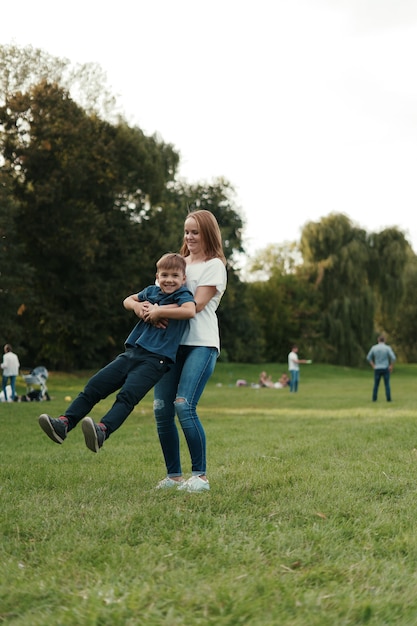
[38,414,68,444]
[177,476,210,492]
[81,417,106,453]
[155,477,184,489]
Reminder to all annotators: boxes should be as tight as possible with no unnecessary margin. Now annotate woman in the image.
[150,210,227,492]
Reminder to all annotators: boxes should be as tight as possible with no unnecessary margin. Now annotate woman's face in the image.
[184,217,203,255]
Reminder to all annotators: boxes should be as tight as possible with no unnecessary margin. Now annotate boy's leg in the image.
[99,349,171,436]
[39,352,130,445]
[64,352,130,430]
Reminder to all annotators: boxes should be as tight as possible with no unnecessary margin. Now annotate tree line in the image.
[1,45,416,370]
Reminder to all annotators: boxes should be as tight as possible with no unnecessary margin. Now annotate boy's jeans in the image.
[65,346,171,434]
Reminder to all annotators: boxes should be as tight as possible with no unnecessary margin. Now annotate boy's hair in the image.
[156,253,186,274]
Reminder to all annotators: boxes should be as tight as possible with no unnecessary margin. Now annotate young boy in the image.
[39,253,195,452]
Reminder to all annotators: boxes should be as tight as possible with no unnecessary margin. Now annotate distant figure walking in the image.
[1,344,20,402]
[366,335,396,402]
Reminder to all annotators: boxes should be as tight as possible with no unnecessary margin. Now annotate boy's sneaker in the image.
[39,414,68,444]
[81,417,106,453]
[177,475,210,492]
[155,476,184,490]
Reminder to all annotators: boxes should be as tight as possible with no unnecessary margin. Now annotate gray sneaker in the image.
[177,475,210,492]
[81,417,106,453]
[39,414,67,444]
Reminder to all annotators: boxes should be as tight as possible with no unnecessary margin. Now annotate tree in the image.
[0,81,181,368]
[368,228,410,327]
[0,170,34,360]
[391,250,417,362]
[299,213,410,366]
[0,43,119,122]
[300,213,375,365]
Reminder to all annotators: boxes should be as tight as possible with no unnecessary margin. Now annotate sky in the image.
[3,0,417,261]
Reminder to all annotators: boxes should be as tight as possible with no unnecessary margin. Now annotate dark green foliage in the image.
[0,81,183,368]
[300,213,410,366]
[391,252,417,362]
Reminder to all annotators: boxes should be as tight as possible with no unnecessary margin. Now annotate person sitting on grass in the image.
[259,371,275,388]
[275,373,290,388]
[38,253,196,453]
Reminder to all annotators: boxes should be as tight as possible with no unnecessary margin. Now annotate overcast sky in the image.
[3,0,417,259]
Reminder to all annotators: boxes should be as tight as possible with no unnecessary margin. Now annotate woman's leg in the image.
[174,346,217,476]
[153,361,183,477]
[2,375,8,400]
[10,376,16,400]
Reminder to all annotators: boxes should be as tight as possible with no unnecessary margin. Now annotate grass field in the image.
[1,362,417,625]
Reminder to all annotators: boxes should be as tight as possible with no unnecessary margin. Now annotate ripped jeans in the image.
[153,345,218,477]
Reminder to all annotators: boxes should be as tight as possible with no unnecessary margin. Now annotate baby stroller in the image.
[22,366,51,401]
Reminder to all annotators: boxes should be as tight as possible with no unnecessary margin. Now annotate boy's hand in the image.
[143,303,168,329]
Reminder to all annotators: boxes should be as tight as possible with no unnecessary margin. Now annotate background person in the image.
[366,335,396,402]
[259,371,274,388]
[1,344,20,402]
[275,373,290,388]
[288,345,309,393]
[150,210,227,493]
[39,253,195,452]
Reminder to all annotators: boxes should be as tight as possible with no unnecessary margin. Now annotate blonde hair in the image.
[180,210,226,264]
[156,253,186,274]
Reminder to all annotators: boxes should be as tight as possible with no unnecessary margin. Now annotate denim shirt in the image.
[367,343,396,369]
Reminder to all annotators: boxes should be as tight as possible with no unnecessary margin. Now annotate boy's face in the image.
[156,268,186,294]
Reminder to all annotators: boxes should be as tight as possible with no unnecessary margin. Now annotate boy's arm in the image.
[123,294,145,319]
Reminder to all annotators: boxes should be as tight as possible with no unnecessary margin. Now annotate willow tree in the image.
[391,250,417,362]
[300,213,375,366]
[368,228,410,330]
[300,213,410,365]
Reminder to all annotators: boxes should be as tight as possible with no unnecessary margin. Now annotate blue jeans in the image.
[2,375,16,401]
[65,346,171,435]
[372,368,392,401]
[153,345,218,477]
[289,370,299,392]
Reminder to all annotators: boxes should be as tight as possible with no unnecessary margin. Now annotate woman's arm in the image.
[146,301,195,324]
[193,285,217,312]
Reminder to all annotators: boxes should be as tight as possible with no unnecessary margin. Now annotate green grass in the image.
[2,363,417,625]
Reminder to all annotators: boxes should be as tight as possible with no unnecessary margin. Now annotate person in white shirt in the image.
[1,344,20,401]
[288,345,308,393]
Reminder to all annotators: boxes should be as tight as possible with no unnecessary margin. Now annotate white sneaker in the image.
[177,475,210,492]
[155,477,184,490]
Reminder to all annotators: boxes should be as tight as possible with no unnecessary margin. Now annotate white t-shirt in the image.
[288,351,299,372]
[1,352,20,376]
[181,258,227,353]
